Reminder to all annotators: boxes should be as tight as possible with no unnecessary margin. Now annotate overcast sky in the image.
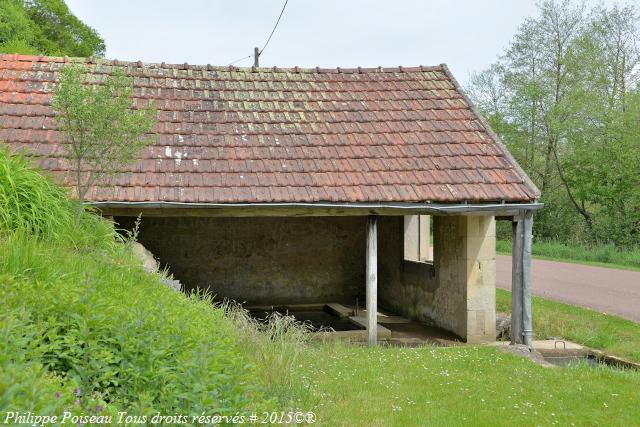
[66,1,617,85]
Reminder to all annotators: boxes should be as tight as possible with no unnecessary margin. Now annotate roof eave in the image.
[91,200,544,218]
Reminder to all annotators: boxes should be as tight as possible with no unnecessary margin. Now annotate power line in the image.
[226,0,290,67]
[260,0,289,56]
[227,55,252,66]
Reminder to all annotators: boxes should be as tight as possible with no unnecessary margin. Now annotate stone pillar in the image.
[434,215,496,343]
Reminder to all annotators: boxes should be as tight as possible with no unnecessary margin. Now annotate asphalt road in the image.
[496,255,640,322]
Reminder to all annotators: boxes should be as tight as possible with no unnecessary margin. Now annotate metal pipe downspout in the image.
[522,210,534,348]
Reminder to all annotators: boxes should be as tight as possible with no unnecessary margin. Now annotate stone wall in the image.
[378,215,496,343]
[378,217,436,317]
[116,216,403,305]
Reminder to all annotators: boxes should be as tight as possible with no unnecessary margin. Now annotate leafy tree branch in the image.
[52,65,156,225]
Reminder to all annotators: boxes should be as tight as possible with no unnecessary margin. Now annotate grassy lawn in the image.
[496,239,640,271]
[496,289,640,363]
[291,344,640,426]
[284,289,640,426]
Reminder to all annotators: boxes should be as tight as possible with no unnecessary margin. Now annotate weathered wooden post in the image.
[254,47,260,67]
[366,216,378,345]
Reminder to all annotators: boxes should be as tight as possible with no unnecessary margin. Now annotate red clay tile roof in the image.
[0,54,539,204]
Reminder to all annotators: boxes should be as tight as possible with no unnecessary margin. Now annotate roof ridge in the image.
[0,54,445,74]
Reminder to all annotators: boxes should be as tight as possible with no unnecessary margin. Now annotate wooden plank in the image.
[325,303,353,318]
[243,303,326,312]
[511,216,524,344]
[366,216,378,345]
[522,211,534,347]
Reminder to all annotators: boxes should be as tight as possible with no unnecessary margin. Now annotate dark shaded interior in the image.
[115,215,406,306]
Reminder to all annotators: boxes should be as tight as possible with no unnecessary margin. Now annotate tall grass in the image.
[0,148,117,249]
[496,238,640,270]
[223,302,314,405]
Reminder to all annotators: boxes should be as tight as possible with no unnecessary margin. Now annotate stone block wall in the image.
[434,215,496,342]
[378,215,496,343]
[116,216,379,305]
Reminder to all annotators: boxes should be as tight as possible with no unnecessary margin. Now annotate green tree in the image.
[52,65,156,224]
[468,0,640,247]
[0,0,105,56]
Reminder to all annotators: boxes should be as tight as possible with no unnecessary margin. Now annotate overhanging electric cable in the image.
[225,0,290,67]
[259,0,289,56]
[227,55,252,66]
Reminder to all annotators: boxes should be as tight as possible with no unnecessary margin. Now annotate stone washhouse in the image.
[0,54,541,345]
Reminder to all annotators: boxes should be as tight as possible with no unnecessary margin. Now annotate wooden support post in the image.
[522,211,534,348]
[511,215,524,344]
[366,216,378,345]
[254,47,260,67]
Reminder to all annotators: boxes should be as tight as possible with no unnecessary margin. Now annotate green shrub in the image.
[0,149,270,415]
[0,291,114,416]
[0,233,268,415]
